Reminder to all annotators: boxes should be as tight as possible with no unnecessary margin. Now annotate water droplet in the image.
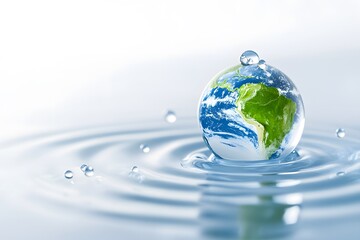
[131,166,139,173]
[164,110,177,123]
[80,164,88,172]
[64,170,73,179]
[336,171,345,177]
[336,128,346,138]
[258,59,266,70]
[128,168,144,183]
[84,166,94,177]
[240,50,260,66]
[140,144,150,153]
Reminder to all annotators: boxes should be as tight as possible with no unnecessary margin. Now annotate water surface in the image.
[0,119,359,240]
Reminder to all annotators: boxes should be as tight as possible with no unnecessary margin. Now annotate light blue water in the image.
[0,119,359,240]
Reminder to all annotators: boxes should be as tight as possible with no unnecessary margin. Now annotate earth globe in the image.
[198,51,305,161]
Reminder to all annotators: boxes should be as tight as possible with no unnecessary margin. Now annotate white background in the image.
[1,0,360,137]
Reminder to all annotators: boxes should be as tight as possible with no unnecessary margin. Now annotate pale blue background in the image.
[0,0,359,138]
[0,1,360,239]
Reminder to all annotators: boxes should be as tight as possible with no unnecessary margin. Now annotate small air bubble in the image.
[64,170,73,179]
[131,166,139,173]
[165,110,177,123]
[80,164,88,172]
[84,166,94,177]
[336,128,345,138]
[336,171,345,177]
[140,144,150,153]
[240,50,260,66]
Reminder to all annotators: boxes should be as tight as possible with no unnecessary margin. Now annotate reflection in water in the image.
[200,177,302,240]
[0,121,360,240]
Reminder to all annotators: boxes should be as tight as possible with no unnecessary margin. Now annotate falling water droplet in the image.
[336,171,345,177]
[84,166,94,177]
[131,166,139,173]
[164,110,177,123]
[258,59,266,70]
[336,128,346,138]
[80,164,88,172]
[240,50,260,66]
[140,144,150,153]
[64,170,73,179]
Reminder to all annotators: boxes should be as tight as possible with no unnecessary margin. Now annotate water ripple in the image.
[1,120,360,240]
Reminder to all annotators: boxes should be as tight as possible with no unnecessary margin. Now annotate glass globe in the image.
[198,52,305,161]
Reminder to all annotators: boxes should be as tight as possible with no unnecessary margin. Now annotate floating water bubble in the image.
[131,166,139,173]
[80,164,88,172]
[64,170,73,179]
[140,144,150,153]
[164,110,177,123]
[240,50,260,66]
[336,128,346,138]
[258,59,266,70]
[84,166,94,177]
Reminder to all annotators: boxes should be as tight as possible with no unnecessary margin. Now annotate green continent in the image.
[211,79,233,92]
[236,83,296,157]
